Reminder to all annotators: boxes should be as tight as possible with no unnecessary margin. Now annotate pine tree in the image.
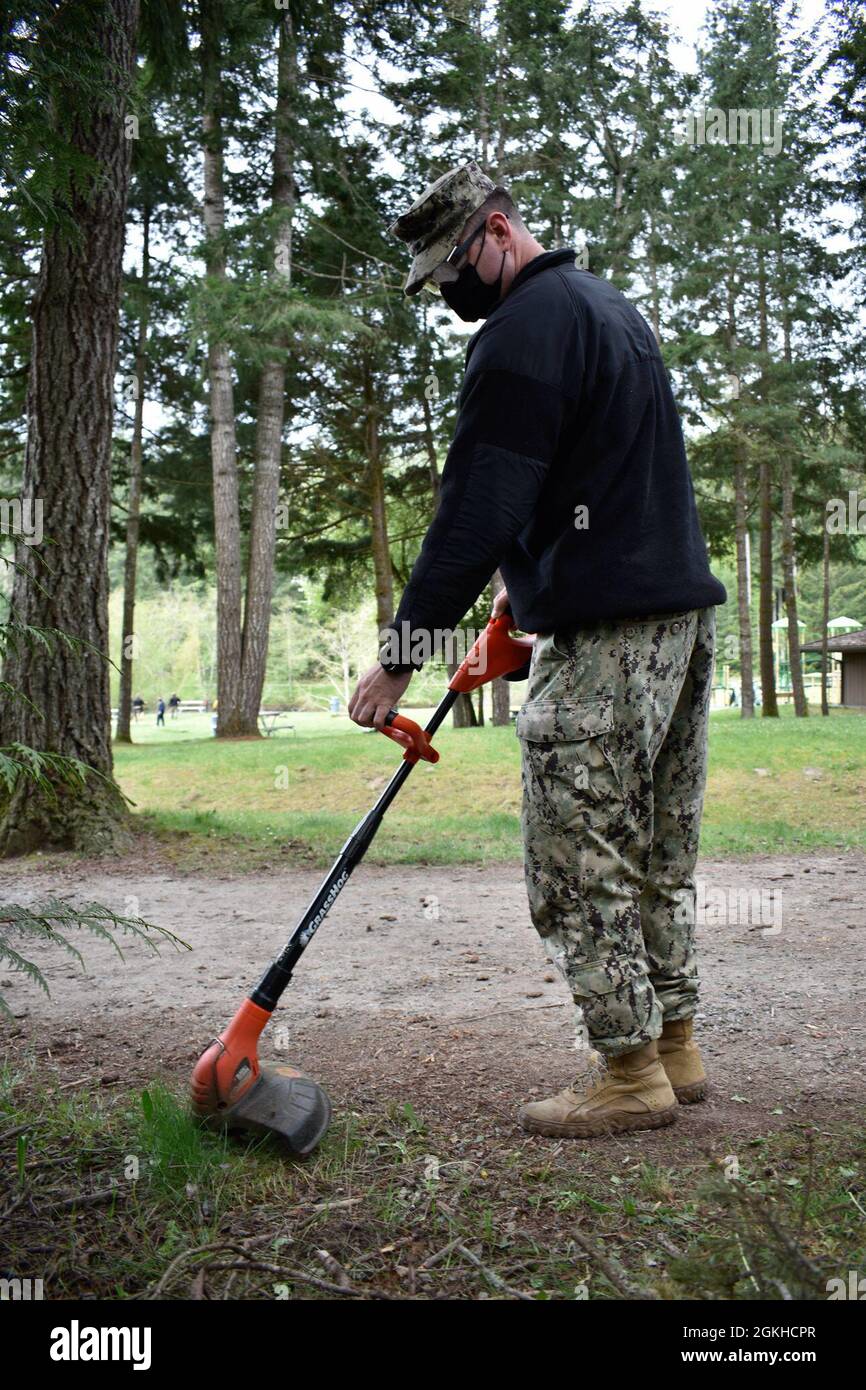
[0,0,140,853]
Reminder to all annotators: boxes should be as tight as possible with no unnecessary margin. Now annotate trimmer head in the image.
[191,999,331,1157]
[216,1064,331,1156]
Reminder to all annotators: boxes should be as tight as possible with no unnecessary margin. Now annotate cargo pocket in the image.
[568,952,636,999]
[515,696,625,824]
[566,954,648,1041]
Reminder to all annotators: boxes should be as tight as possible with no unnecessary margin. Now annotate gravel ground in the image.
[2,850,864,1148]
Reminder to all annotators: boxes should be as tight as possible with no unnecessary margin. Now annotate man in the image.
[348,161,727,1138]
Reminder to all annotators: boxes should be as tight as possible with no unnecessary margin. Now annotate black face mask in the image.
[440,225,507,322]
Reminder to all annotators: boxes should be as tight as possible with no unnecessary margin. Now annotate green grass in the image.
[701,706,866,855]
[2,1053,862,1300]
[109,704,866,866]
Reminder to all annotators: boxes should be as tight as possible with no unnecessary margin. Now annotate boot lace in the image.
[570,1049,607,1092]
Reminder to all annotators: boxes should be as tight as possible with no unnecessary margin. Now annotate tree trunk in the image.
[491,672,511,725]
[201,0,243,736]
[758,460,778,717]
[490,569,511,726]
[0,0,139,855]
[780,456,807,716]
[727,291,754,719]
[647,211,661,345]
[239,11,297,732]
[734,471,755,719]
[421,389,440,498]
[820,526,830,717]
[364,361,394,635]
[777,247,806,716]
[473,0,490,168]
[369,448,394,636]
[116,208,150,743]
[756,251,777,717]
[447,652,478,727]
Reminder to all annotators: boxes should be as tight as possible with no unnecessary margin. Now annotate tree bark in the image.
[447,652,478,727]
[364,360,394,635]
[780,456,807,716]
[0,0,139,855]
[116,207,150,743]
[820,526,830,717]
[201,0,243,736]
[473,0,490,168]
[756,251,778,716]
[239,11,297,732]
[727,288,753,718]
[490,569,511,726]
[647,210,661,345]
[734,462,755,719]
[421,389,440,498]
[777,246,806,717]
[757,458,778,716]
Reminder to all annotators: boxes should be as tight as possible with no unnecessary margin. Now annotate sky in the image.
[343,0,834,129]
[641,0,828,67]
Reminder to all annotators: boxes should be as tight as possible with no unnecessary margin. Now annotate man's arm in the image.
[382,363,575,664]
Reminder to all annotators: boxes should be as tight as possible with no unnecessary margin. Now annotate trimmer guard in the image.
[217,1065,331,1157]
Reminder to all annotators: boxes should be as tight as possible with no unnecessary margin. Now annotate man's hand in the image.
[348,663,414,746]
[492,587,512,619]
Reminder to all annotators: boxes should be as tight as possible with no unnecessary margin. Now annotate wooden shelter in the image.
[801,629,866,707]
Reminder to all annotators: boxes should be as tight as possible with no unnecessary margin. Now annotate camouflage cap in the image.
[388,160,505,296]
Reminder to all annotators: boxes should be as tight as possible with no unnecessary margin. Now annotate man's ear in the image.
[488,210,512,245]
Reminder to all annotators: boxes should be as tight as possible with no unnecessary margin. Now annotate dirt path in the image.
[2,852,864,1149]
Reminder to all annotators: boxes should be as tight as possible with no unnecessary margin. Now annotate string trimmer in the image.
[191,614,533,1156]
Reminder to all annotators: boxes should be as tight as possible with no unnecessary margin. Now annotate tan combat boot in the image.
[519,1040,678,1138]
[658,1016,707,1104]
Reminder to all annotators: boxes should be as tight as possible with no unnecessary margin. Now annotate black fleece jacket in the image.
[387,248,726,657]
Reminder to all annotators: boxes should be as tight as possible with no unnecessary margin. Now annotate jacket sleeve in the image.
[385,364,574,663]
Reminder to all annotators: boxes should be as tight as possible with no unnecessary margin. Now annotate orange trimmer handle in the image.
[381,709,440,764]
[450,612,535,693]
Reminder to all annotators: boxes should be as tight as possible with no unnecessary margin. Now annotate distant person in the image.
[169,693,180,720]
[132,695,144,722]
[156,697,166,727]
[729,686,738,706]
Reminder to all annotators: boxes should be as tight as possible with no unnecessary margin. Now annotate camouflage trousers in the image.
[516,608,716,1058]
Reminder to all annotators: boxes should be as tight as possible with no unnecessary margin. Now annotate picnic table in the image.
[258,710,295,737]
